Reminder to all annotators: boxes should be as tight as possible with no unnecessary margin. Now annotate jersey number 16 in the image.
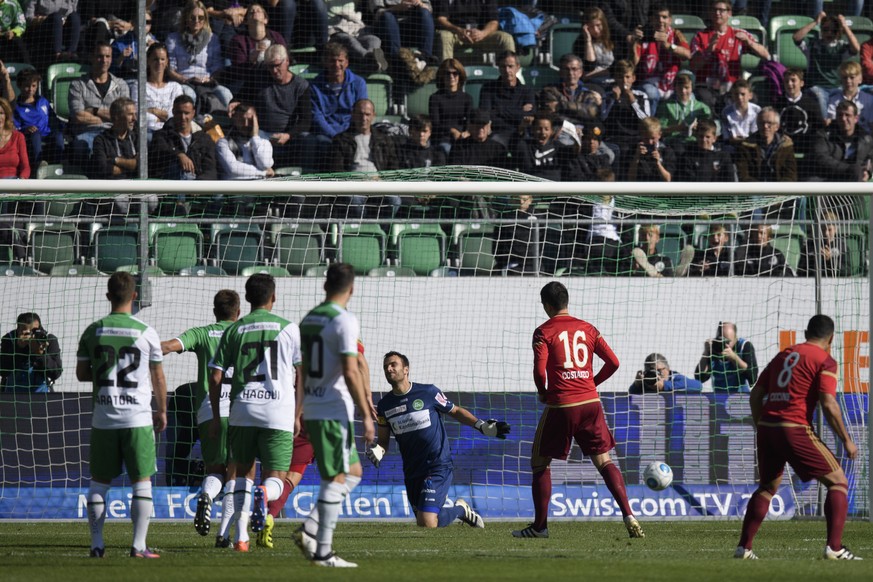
[558,330,589,369]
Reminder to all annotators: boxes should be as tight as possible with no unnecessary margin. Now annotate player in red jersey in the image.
[258,339,377,552]
[736,314,860,560]
[512,282,643,539]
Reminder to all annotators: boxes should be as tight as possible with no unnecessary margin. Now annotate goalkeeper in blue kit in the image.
[368,351,510,528]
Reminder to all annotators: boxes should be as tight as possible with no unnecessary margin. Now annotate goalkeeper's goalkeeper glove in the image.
[474,419,510,439]
[366,443,385,468]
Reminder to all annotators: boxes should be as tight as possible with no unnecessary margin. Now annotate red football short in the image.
[289,428,315,475]
[533,400,615,460]
[756,424,841,483]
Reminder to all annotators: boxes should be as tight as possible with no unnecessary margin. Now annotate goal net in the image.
[0,181,868,524]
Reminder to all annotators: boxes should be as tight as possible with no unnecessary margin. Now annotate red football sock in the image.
[599,462,633,517]
[825,487,848,550]
[738,489,772,549]
[532,467,551,531]
[268,479,293,518]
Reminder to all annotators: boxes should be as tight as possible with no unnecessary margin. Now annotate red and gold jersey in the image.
[533,315,619,406]
[758,342,838,426]
[690,26,751,86]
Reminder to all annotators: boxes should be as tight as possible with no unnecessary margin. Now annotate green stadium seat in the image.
[846,15,873,44]
[671,14,706,46]
[769,15,814,71]
[45,62,86,94]
[52,74,80,123]
[240,265,292,277]
[36,164,66,179]
[452,223,495,275]
[728,16,767,74]
[655,225,689,273]
[548,23,580,69]
[49,264,103,276]
[115,264,166,277]
[771,224,806,275]
[27,223,79,274]
[368,266,417,277]
[304,265,329,277]
[390,223,446,275]
[269,223,325,275]
[525,66,560,88]
[464,65,500,108]
[404,82,438,118]
[0,264,44,277]
[845,233,866,276]
[149,223,204,274]
[5,62,35,99]
[366,73,394,117]
[179,265,228,276]
[330,223,386,275]
[273,166,302,177]
[428,266,459,277]
[210,223,263,275]
[91,225,140,274]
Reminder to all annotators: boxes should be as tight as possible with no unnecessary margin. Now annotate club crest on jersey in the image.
[412,399,424,410]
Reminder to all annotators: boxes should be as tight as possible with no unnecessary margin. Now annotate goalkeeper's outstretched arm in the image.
[448,405,511,439]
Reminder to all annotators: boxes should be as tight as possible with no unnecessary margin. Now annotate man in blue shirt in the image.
[369,351,509,528]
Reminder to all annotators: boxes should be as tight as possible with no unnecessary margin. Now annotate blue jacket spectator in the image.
[310,63,367,138]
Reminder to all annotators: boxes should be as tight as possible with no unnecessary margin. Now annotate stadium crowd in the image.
[0,0,870,276]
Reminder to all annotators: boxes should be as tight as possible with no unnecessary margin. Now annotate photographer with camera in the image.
[629,353,702,394]
[695,320,757,392]
[0,312,62,392]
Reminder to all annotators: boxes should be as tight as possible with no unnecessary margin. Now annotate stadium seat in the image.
[428,266,459,276]
[240,265,291,277]
[27,223,79,274]
[52,74,81,123]
[49,264,103,276]
[525,66,560,88]
[845,232,866,276]
[115,264,165,276]
[4,62,35,98]
[671,14,706,42]
[210,223,263,275]
[846,15,873,44]
[0,264,43,276]
[366,73,394,117]
[548,23,580,69]
[770,224,805,275]
[269,223,325,275]
[728,16,766,74]
[404,82,437,118]
[91,225,140,274]
[149,223,204,274]
[769,15,814,71]
[452,223,496,276]
[303,265,329,277]
[45,62,87,94]
[655,224,688,271]
[36,164,66,180]
[464,65,500,108]
[273,166,302,177]
[178,265,228,276]
[390,223,446,275]
[330,223,387,275]
[367,266,417,276]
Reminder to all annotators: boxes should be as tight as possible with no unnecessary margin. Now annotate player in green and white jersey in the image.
[208,274,303,553]
[76,272,167,559]
[293,263,375,568]
[161,290,240,544]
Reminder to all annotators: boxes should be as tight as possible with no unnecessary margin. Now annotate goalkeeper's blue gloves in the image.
[474,418,510,439]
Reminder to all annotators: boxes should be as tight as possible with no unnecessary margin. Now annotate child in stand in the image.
[657,73,713,148]
[721,79,760,147]
[12,69,62,167]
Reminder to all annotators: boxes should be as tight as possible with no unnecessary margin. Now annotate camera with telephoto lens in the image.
[711,337,727,355]
[29,327,49,350]
[642,366,660,391]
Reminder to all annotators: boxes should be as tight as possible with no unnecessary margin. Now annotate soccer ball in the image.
[643,461,673,491]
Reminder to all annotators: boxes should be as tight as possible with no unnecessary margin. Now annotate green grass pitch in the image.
[1,520,871,581]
